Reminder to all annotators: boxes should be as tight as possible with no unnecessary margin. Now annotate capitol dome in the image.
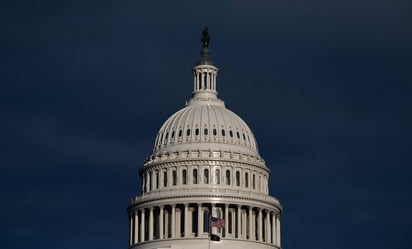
[153,97,259,157]
[127,28,282,249]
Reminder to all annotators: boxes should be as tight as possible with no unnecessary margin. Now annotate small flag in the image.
[210,216,225,228]
[211,233,221,241]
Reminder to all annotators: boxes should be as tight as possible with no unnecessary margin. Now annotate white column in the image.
[212,74,216,91]
[276,214,281,246]
[258,208,262,241]
[129,214,133,245]
[168,168,172,187]
[242,209,247,239]
[198,203,203,237]
[237,205,241,238]
[265,211,270,243]
[171,205,176,238]
[271,212,276,245]
[159,206,164,239]
[224,204,229,237]
[184,204,189,237]
[211,203,215,234]
[164,209,169,238]
[149,207,154,240]
[159,170,163,189]
[193,72,196,92]
[134,211,139,243]
[145,172,149,192]
[252,211,256,240]
[153,172,157,190]
[140,209,145,242]
[248,206,253,240]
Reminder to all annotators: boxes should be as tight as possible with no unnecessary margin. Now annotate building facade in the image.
[127,30,282,249]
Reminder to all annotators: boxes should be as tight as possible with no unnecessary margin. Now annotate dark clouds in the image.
[1,1,411,249]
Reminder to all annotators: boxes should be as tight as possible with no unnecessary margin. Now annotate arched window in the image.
[163,171,167,187]
[252,174,256,189]
[215,169,221,184]
[236,131,240,139]
[186,129,190,136]
[221,129,226,136]
[236,171,240,186]
[226,170,231,185]
[229,130,233,137]
[182,169,187,185]
[258,175,261,191]
[204,128,208,135]
[213,128,217,136]
[193,169,198,184]
[171,131,175,138]
[172,170,177,186]
[178,129,182,137]
[156,171,159,189]
[195,128,199,136]
[204,169,209,184]
[245,172,249,188]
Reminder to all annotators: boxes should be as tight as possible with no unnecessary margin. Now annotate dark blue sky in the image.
[1,1,411,249]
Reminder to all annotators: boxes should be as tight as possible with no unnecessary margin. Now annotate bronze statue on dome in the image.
[201,27,210,48]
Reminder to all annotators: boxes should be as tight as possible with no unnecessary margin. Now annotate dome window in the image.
[182,169,187,185]
[193,169,198,184]
[156,171,159,189]
[163,171,168,187]
[165,132,169,139]
[172,170,177,186]
[215,169,221,184]
[213,128,217,136]
[245,172,249,188]
[243,133,246,140]
[236,131,240,139]
[204,128,208,135]
[186,129,191,136]
[225,170,231,185]
[178,129,182,137]
[171,131,175,138]
[236,171,240,186]
[221,129,225,136]
[229,130,233,137]
[252,174,256,189]
[204,169,209,184]
[195,128,199,136]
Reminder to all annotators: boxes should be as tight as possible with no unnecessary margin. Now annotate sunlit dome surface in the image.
[152,100,259,157]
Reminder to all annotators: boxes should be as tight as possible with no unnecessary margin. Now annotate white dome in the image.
[152,100,259,157]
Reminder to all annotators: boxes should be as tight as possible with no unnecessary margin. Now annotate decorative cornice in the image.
[128,188,282,212]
